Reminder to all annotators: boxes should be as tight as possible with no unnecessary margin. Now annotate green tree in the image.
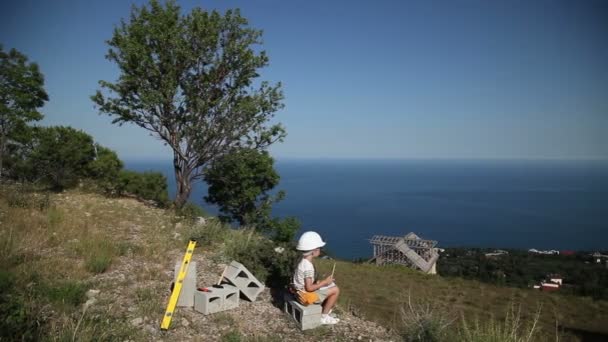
[204,148,280,225]
[87,144,124,193]
[204,148,300,241]
[26,126,96,189]
[0,46,48,179]
[92,0,285,208]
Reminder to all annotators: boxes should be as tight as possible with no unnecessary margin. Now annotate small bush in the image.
[0,270,39,341]
[177,202,209,223]
[24,126,96,190]
[87,144,123,194]
[117,170,169,207]
[224,230,298,288]
[86,254,113,274]
[5,186,50,211]
[189,219,229,247]
[42,280,87,307]
[221,330,243,342]
[399,291,454,342]
[456,304,543,342]
[75,239,117,274]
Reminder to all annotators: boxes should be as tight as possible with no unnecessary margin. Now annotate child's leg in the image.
[322,286,340,314]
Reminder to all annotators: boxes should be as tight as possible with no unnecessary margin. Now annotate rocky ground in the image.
[50,192,399,341]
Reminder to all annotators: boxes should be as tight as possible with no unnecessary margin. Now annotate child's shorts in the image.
[314,288,329,303]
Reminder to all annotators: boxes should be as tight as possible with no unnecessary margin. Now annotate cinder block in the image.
[194,289,223,315]
[193,285,240,315]
[283,293,322,330]
[222,285,239,310]
[222,261,264,302]
[174,261,197,307]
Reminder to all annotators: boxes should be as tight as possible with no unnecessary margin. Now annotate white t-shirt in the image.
[292,258,315,291]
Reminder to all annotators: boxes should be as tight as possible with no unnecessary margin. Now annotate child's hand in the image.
[323,275,333,285]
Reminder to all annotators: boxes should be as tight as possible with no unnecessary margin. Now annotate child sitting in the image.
[292,231,340,325]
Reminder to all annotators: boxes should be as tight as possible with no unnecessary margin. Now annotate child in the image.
[292,231,341,325]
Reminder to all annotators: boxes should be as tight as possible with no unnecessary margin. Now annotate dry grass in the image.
[0,185,187,341]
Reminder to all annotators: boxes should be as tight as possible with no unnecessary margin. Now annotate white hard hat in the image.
[296,231,326,251]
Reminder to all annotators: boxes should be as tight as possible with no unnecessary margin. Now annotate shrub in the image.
[265,216,300,243]
[0,270,39,341]
[42,280,87,307]
[177,202,209,223]
[86,254,113,274]
[87,144,123,194]
[25,126,96,190]
[74,238,117,274]
[399,291,454,342]
[117,170,169,206]
[221,331,243,342]
[5,185,50,210]
[456,304,543,342]
[189,219,229,247]
[224,230,298,288]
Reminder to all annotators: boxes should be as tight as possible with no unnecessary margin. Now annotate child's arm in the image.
[304,275,333,292]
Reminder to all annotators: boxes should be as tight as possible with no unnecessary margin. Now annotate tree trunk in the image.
[173,153,193,208]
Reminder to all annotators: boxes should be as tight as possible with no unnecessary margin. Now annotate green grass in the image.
[315,259,608,341]
[42,280,88,307]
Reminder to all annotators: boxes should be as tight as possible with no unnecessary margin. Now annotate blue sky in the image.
[1,0,606,160]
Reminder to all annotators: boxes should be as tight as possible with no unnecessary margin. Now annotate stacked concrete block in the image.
[193,285,239,315]
[283,293,322,330]
[173,261,197,307]
[221,261,264,301]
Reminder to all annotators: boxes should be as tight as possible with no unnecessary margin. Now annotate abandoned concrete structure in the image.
[369,232,439,274]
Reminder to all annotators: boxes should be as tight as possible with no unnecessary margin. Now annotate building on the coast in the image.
[533,274,563,292]
[528,248,559,255]
[548,274,563,285]
[541,282,560,292]
[485,249,509,258]
[369,232,439,274]
[592,252,608,263]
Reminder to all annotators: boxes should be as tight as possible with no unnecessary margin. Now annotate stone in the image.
[221,260,264,302]
[143,325,156,334]
[131,317,143,326]
[86,289,100,299]
[195,216,206,225]
[181,318,190,327]
[84,298,96,308]
[174,261,197,307]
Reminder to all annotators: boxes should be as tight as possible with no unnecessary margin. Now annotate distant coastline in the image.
[125,158,608,259]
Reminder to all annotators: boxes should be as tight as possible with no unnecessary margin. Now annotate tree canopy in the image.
[204,148,300,242]
[204,148,282,226]
[0,45,48,178]
[92,0,285,207]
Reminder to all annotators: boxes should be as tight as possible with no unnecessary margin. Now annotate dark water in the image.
[125,159,608,260]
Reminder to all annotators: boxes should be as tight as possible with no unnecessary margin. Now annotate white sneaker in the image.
[321,314,339,325]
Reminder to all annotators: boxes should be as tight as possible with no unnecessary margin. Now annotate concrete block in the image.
[222,260,264,302]
[219,284,240,311]
[283,293,322,330]
[174,261,197,307]
[193,285,240,315]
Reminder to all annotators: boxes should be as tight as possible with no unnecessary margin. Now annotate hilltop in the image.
[0,188,394,341]
[2,187,607,341]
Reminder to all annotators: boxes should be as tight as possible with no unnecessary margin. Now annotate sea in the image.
[124,158,608,260]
